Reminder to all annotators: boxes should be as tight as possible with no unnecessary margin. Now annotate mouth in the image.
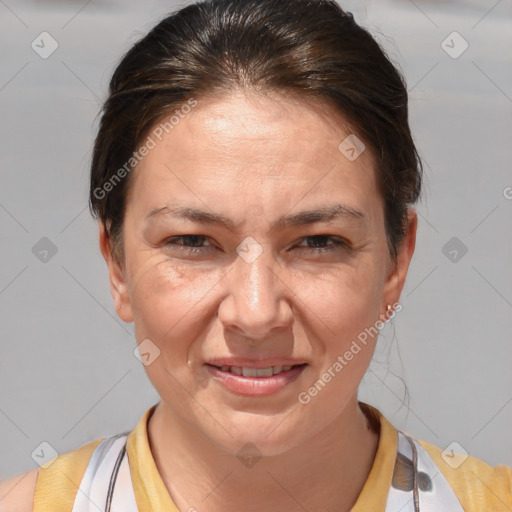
[205,362,308,396]
[209,363,305,376]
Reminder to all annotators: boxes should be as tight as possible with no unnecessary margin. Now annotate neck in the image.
[147,396,379,512]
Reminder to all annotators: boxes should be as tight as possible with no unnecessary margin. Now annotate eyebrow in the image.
[146,203,366,232]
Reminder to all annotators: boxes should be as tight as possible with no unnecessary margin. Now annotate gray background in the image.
[1,0,511,483]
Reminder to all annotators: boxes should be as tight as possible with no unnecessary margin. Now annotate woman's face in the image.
[100,90,416,455]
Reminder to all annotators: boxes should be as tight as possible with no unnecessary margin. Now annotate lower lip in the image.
[205,364,307,396]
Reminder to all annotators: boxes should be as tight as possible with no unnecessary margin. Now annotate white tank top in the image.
[70,429,466,512]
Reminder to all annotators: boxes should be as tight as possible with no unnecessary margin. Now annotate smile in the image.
[215,365,296,377]
[205,363,307,396]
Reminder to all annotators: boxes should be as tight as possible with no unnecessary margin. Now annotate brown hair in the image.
[89,0,422,264]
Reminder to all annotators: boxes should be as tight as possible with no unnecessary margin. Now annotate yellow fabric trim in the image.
[126,404,180,511]
[419,439,512,512]
[32,437,103,512]
[351,403,398,511]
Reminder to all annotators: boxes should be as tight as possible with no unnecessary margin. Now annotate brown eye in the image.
[164,235,212,254]
[295,235,349,254]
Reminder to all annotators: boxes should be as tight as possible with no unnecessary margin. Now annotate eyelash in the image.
[164,234,349,255]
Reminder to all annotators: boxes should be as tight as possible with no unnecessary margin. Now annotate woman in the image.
[1,0,510,510]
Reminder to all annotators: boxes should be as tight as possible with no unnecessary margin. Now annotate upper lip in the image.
[206,358,307,368]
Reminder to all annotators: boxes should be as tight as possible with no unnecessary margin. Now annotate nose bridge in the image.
[235,236,277,310]
[220,235,291,336]
[244,241,276,306]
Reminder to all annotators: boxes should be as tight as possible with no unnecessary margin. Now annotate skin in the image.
[99,89,417,512]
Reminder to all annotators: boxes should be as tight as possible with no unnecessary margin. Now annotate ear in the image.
[98,221,134,323]
[381,208,418,314]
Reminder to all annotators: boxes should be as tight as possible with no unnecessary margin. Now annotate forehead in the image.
[174,91,372,171]
[128,90,381,222]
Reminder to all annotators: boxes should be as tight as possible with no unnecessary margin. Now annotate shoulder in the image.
[0,437,104,512]
[32,437,104,511]
[418,438,512,512]
[0,468,39,512]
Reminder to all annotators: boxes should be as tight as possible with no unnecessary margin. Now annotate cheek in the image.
[299,257,383,322]
[295,282,379,423]
[128,261,213,391]
[298,261,383,377]
[128,257,221,345]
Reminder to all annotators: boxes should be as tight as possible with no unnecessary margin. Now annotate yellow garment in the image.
[33,402,512,512]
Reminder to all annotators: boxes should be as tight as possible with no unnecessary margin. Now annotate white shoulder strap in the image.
[71,432,138,512]
[385,430,466,512]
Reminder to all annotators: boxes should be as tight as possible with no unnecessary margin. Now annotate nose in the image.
[217,238,293,341]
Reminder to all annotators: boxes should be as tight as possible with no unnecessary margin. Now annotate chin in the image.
[195,405,318,458]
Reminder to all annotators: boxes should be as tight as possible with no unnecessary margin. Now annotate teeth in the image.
[241,367,254,377]
[217,365,298,377]
[230,366,243,375]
